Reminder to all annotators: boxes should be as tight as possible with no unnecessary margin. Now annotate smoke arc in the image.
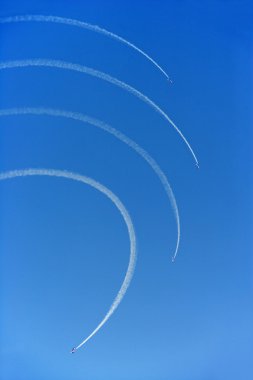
[0,14,170,81]
[0,107,180,261]
[0,59,199,167]
[0,168,137,351]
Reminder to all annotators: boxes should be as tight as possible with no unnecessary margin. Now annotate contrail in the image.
[0,59,199,167]
[0,168,137,351]
[0,107,180,261]
[0,14,171,82]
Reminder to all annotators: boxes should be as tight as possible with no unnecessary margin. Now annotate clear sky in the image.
[0,1,252,379]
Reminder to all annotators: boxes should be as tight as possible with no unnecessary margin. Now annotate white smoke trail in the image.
[0,14,170,82]
[0,107,180,261]
[0,59,199,167]
[0,168,137,351]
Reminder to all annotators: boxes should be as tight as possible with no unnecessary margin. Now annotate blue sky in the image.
[0,1,252,379]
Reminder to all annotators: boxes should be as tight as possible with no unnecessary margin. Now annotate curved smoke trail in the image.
[0,14,170,82]
[0,168,137,351]
[0,107,180,261]
[0,59,199,167]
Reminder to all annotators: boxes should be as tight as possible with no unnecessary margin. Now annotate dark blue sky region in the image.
[0,1,252,379]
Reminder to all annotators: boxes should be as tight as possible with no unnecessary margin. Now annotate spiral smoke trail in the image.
[0,14,171,82]
[0,107,180,261]
[0,168,137,351]
[0,15,197,352]
[0,59,199,167]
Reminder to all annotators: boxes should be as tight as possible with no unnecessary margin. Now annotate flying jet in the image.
[70,347,77,354]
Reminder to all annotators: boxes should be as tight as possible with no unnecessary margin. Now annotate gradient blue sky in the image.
[0,1,252,379]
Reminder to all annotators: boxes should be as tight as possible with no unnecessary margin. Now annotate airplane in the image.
[70,347,77,354]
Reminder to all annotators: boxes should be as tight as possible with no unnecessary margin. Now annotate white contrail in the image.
[0,14,171,82]
[0,168,137,351]
[0,59,199,167]
[0,107,180,261]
